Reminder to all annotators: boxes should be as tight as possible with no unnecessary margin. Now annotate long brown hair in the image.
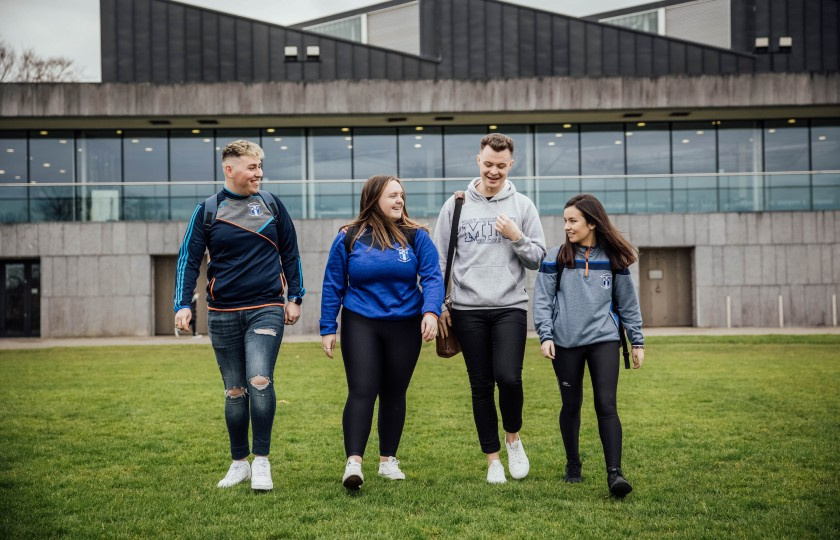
[557,194,638,270]
[344,175,428,250]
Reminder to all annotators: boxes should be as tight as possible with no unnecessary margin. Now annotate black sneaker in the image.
[564,461,582,483]
[607,467,633,497]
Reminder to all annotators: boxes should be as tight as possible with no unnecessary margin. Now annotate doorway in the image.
[154,255,208,336]
[1,259,40,337]
[638,248,693,327]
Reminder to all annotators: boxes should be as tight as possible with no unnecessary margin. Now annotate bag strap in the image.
[611,270,630,369]
[443,191,465,297]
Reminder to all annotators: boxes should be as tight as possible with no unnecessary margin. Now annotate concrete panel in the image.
[785,285,805,326]
[804,285,828,326]
[710,246,725,287]
[662,214,684,245]
[628,215,650,246]
[80,223,103,256]
[101,224,113,256]
[722,246,744,286]
[695,285,722,327]
[760,245,776,284]
[806,246,822,284]
[683,215,696,245]
[16,224,38,256]
[77,256,100,297]
[40,256,53,298]
[707,212,725,245]
[162,222,183,255]
[771,213,793,244]
[822,248,833,283]
[802,213,817,245]
[743,246,762,285]
[834,245,840,284]
[47,297,70,336]
[61,223,82,255]
[740,286,761,326]
[132,295,153,336]
[98,255,119,296]
[126,223,149,255]
[725,213,747,244]
[51,256,67,296]
[40,296,50,337]
[760,286,783,327]
[744,213,757,244]
[786,244,808,285]
[775,245,788,284]
[647,215,665,246]
[64,256,79,296]
[755,213,773,245]
[823,212,836,243]
[789,213,804,244]
[37,223,62,256]
[129,255,152,295]
[0,226,7,257]
[112,223,129,254]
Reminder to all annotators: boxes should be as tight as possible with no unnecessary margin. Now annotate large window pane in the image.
[718,121,762,211]
[625,122,670,212]
[765,120,809,210]
[262,128,306,219]
[443,126,484,193]
[29,130,75,222]
[399,126,443,217]
[811,119,840,210]
[535,124,580,215]
[77,131,122,221]
[672,122,716,174]
[124,130,170,220]
[0,131,29,222]
[353,127,397,180]
[170,130,216,220]
[496,125,534,198]
[309,128,354,218]
[581,124,626,213]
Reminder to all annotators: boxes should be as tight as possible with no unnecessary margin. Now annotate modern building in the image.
[0,0,838,338]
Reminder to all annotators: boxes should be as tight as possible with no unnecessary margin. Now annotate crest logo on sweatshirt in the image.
[397,247,411,263]
[248,202,262,216]
[600,273,612,289]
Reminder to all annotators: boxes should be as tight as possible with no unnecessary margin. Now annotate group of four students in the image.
[174,133,645,499]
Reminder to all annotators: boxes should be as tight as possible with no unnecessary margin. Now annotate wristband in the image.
[632,344,644,349]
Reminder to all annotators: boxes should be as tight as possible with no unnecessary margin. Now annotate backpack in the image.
[555,265,631,369]
[343,224,417,254]
[203,190,279,237]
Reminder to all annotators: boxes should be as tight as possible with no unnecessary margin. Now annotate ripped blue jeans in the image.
[208,306,284,460]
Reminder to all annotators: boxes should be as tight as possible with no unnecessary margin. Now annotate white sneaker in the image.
[342,458,364,490]
[506,438,530,480]
[217,460,250,488]
[378,457,406,480]
[251,457,273,491]
[487,459,507,484]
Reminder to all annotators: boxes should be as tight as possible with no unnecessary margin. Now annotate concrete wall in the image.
[1,210,838,337]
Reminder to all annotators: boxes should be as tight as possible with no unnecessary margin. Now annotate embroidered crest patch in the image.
[248,202,262,216]
[600,273,612,289]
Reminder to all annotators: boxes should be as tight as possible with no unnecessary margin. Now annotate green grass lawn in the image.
[1,336,838,539]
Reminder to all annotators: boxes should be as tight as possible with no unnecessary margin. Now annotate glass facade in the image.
[0,118,838,223]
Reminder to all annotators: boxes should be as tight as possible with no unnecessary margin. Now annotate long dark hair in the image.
[557,194,638,270]
[343,175,427,250]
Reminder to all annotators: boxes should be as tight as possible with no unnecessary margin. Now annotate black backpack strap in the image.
[258,190,279,219]
[203,193,219,238]
[443,192,466,298]
[612,270,630,369]
[555,265,564,293]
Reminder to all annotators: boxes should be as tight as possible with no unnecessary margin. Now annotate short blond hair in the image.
[221,140,264,163]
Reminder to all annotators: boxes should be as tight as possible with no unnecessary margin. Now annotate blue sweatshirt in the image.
[319,227,444,335]
[533,244,643,349]
[174,188,305,312]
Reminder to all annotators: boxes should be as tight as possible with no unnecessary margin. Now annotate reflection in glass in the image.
[124,130,170,220]
[29,130,76,222]
[78,131,122,221]
[811,120,840,210]
[399,127,443,217]
[0,131,29,222]
[262,128,306,219]
[718,121,763,211]
[3,263,25,337]
[581,124,626,213]
[444,126,485,193]
[353,128,397,180]
[764,120,809,210]
[309,128,354,218]
[170,131,217,220]
[535,124,579,215]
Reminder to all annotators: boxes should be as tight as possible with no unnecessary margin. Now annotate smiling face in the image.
[475,146,514,196]
[563,204,596,246]
[224,155,263,196]
[377,179,405,222]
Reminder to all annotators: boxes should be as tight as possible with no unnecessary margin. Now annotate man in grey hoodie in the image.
[434,133,546,484]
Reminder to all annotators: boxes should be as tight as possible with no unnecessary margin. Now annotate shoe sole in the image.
[509,468,529,480]
[609,479,633,497]
[564,477,582,483]
[343,474,363,491]
[378,473,405,480]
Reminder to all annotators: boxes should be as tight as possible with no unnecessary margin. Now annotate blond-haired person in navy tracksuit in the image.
[533,193,644,498]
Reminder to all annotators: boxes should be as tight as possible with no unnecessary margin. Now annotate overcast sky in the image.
[0,0,647,82]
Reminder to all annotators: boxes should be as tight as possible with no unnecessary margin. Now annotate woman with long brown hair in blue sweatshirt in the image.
[533,193,644,497]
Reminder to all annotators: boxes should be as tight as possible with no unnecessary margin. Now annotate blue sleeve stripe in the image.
[539,261,558,274]
[174,205,202,311]
[296,259,305,297]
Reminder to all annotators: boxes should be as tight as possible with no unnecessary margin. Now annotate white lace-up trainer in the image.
[378,457,406,480]
[487,459,507,484]
[217,460,251,488]
[342,458,364,490]
[250,456,273,491]
[506,438,530,479]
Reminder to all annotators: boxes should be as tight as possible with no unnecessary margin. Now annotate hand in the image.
[174,308,192,333]
[322,334,336,359]
[438,310,452,338]
[495,213,522,242]
[421,314,438,342]
[540,340,555,360]
[632,347,644,369]
[285,302,301,325]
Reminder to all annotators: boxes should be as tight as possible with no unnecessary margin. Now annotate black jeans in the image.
[340,308,422,458]
[451,308,527,454]
[552,340,622,469]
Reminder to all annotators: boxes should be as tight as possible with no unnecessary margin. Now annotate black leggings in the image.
[551,340,623,469]
[451,308,527,454]
[340,308,422,458]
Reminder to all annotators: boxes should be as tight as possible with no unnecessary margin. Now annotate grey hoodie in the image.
[433,178,546,311]
[533,244,644,349]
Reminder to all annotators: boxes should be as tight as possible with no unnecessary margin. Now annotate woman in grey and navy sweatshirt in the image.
[533,193,645,498]
[320,175,444,491]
